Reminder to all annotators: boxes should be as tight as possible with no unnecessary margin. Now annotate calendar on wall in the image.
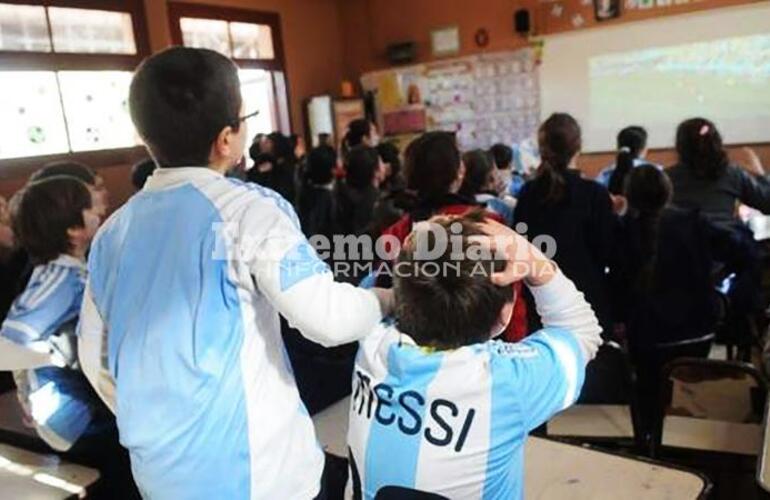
[361,48,541,160]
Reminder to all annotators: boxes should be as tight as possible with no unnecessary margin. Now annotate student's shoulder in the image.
[206,177,300,227]
[487,327,583,365]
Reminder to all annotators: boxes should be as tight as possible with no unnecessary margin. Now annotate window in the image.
[0,1,149,167]
[168,2,291,157]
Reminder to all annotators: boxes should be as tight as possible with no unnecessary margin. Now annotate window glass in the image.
[58,71,139,152]
[0,4,51,52]
[180,17,229,55]
[49,7,136,54]
[230,22,274,60]
[0,72,70,159]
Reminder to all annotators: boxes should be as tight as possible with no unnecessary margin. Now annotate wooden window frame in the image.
[0,0,151,178]
[168,2,292,133]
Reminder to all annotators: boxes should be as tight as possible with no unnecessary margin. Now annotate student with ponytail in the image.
[515,113,616,338]
[597,126,660,192]
[669,117,770,230]
[610,165,751,434]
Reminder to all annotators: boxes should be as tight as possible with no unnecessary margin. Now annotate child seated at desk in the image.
[0,177,107,451]
[347,214,602,499]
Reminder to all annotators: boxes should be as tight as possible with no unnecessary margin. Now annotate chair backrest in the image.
[375,487,449,500]
[652,358,767,455]
[578,341,634,405]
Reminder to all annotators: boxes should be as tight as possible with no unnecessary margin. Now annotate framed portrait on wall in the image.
[594,0,621,20]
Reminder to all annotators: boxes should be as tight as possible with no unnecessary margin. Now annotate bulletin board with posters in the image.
[360,48,542,173]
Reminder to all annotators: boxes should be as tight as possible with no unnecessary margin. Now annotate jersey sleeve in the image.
[499,328,586,432]
[493,270,602,431]
[242,200,383,347]
[0,266,81,368]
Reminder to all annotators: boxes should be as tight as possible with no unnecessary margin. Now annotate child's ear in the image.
[67,225,87,249]
[491,300,515,339]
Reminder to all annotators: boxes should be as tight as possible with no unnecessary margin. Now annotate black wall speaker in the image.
[386,42,416,65]
[514,9,531,36]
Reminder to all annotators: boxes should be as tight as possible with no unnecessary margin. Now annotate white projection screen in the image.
[540,3,770,152]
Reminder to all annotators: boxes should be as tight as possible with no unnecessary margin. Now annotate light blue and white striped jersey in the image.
[347,271,601,500]
[78,167,382,500]
[1,254,101,451]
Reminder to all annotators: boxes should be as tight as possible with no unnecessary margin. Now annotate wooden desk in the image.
[0,443,99,499]
[525,437,707,499]
[312,397,709,499]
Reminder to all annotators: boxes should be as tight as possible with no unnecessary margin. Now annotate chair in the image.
[546,342,640,448]
[651,358,767,458]
[632,333,715,446]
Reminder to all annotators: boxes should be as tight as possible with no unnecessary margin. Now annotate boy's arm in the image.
[501,271,602,432]
[0,269,81,370]
[77,281,116,412]
[244,207,390,347]
[529,269,602,362]
[478,219,601,430]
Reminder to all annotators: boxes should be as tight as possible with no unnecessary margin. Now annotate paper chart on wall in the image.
[361,48,541,155]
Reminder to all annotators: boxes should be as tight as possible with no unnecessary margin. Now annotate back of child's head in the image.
[490,143,513,170]
[11,177,92,264]
[268,132,294,162]
[460,149,494,197]
[345,119,372,148]
[608,126,648,195]
[394,212,514,350]
[376,142,401,177]
[30,161,96,186]
[626,164,672,216]
[537,113,582,204]
[675,117,728,180]
[129,47,242,168]
[404,131,461,203]
[131,158,157,191]
[307,146,337,185]
[345,145,380,190]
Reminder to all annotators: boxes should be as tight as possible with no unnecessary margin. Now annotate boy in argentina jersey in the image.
[348,215,602,499]
[78,47,392,500]
[0,177,105,451]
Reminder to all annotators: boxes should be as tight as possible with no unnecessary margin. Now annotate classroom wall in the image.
[338,0,770,173]
[144,0,347,139]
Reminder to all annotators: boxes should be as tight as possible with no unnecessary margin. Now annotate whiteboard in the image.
[540,3,770,152]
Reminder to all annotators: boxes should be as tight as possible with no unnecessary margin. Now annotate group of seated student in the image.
[0,44,767,500]
[0,162,139,497]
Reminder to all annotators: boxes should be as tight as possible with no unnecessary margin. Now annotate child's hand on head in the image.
[473,219,556,287]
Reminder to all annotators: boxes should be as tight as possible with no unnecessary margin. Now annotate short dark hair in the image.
[404,131,461,203]
[11,177,92,264]
[30,161,96,186]
[131,158,157,190]
[376,142,401,177]
[394,213,514,349]
[129,47,243,168]
[490,143,513,170]
[345,145,379,189]
[345,119,372,148]
[460,149,494,197]
[307,146,336,185]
